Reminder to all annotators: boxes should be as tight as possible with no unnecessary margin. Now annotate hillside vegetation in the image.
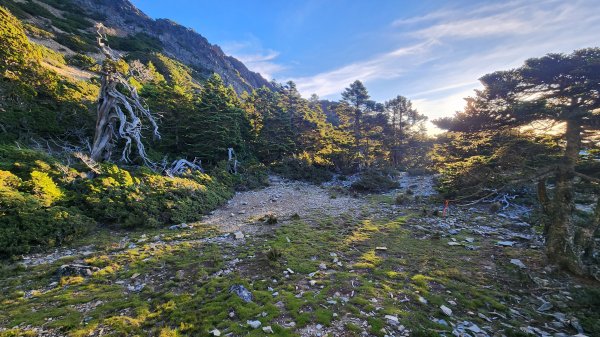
[0,1,599,336]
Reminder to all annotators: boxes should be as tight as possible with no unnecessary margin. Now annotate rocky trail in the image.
[1,175,598,337]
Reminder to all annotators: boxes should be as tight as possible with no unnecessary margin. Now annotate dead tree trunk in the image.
[90,25,159,165]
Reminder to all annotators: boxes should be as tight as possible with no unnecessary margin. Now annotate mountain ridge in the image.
[5,0,272,93]
[76,0,272,93]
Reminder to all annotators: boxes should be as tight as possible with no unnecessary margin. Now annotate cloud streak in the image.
[290,0,600,134]
[291,40,438,96]
[222,40,286,80]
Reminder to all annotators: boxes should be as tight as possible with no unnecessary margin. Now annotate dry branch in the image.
[90,24,160,166]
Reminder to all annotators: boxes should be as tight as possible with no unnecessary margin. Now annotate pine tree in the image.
[384,95,427,167]
[184,74,249,165]
[435,48,600,276]
[246,87,295,163]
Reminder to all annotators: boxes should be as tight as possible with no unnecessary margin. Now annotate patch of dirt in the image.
[200,176,369,233]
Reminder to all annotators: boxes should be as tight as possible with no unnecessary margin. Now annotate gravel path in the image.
[201,176,368,232]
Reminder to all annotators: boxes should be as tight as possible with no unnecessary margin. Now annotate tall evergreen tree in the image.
[184,74,249,165]
[246,87,295,163]
[384,95,427,167]
[435,48,600,277]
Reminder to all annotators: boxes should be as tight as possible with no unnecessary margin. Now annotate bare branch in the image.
[90,24,160,167]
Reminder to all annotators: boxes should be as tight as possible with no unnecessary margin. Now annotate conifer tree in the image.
[384,95,427,167]
[184,74,249,165]
[435,48,600,277]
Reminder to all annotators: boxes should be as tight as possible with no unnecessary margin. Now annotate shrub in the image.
[395,193,410,205]
[0,188,93,257]
[81,164,233,228]
[26,170,63,206]
[227,160,269,191]
[271,157,332,184]
[66,53,97,70]
[351,169,399,192]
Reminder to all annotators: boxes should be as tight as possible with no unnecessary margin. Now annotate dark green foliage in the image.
[79,164,233,228]
[0,145,238,256]
[266,247,282,261]
[54,33,96,53]
[0,196,93,257]
[107,33,163,53]
[227,160,269,191]
[0,6,98,143]
[0,146,93,257]
[271,157,333,184]
[395,193,410,205]
[183,74,250,165]
[248,87,296,163]
[431,132,560,198]
[351,169,399,192]
[66,53,97,70]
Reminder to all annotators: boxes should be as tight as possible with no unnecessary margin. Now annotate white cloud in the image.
[222,40,286,80]
[290,0,600,127]
[291,40,438,96]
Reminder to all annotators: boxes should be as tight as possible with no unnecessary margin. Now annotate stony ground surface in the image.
[1,175,598,337]
[202,176,369,233]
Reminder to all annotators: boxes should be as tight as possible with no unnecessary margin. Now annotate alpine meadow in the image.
[0,1,599,337]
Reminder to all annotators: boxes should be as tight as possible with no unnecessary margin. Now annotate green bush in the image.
[351,169,399,192]
[0,168,92,257]
[223,160,269,191]
[271,157,333,184]
[106,33,163,52]
[80,164,233,228]
[66,53,97,70]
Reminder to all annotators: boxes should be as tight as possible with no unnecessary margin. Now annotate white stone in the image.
[385,315,399,325]
[440,305,453,316]
[247,320,262,329]
[262,326,274,334]
[510,259,526,269]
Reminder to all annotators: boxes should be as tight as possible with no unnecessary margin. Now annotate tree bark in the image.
[545,119,585,273]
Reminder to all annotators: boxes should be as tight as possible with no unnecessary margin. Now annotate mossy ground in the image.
[0,195,598,337]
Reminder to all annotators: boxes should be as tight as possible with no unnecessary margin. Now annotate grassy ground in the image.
[0,194,598,337]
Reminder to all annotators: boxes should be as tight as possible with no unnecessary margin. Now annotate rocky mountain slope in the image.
[2,0,272,93]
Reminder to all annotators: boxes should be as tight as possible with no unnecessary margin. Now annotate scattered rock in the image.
[169,223,189,230]
[496,241,516,247]
[230,285,253,303]
[247,320,262,329]
[57,264,99,277]
[440,305,453,316]
[210,328,221,336]
[232,231,244,240]
[385,315,399,325]
[375,246,388,250]
[262,326,274,334]
[510,259,527,269]
[537,301,553,312]
[453,321,488,337]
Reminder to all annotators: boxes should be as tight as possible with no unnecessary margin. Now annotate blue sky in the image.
[131,0,600,132]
